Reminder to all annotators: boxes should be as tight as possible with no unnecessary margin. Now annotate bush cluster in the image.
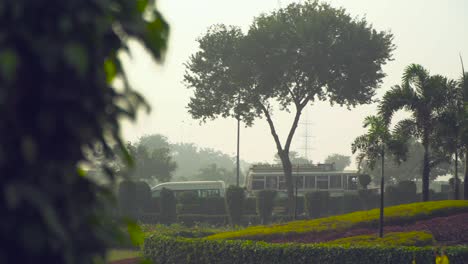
[160,188,177,224]
[255,190,277,224]
[143,235,468,264]
[225,186,245,226]
[304,191,329,218]
[327,231,435,247]
[177,214,229,227]
[177,196,226,215]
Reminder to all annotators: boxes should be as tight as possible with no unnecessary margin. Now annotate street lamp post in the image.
[379,146,385,238]
[236,94,241,187]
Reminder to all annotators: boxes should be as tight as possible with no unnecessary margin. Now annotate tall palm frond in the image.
[393,118,417,137]
[402,64,430,96]
[378,85,415,123]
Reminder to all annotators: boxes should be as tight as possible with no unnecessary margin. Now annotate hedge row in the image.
[143,235,468,264]
[207,200,468,241]
[327,231,435,247]
[142,214,299,227]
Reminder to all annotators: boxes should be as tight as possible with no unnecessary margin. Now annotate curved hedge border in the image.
[327,231,434,247]
[143,235,468,264]
[208,200,468,241]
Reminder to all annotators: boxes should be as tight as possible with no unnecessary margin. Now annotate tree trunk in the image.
[465,151,468,200]
[279,151,295,216]
[422,142,430,202]
[259,102,305,217]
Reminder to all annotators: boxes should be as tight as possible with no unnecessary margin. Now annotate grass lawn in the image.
[107,249,139,262]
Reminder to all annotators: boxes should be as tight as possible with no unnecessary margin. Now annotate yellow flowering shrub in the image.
[327,231,435,246]
[207,200,468,240]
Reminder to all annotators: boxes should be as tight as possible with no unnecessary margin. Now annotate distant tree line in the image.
[90,134,249,186]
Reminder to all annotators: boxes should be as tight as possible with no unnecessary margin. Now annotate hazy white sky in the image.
[120,0,468,168]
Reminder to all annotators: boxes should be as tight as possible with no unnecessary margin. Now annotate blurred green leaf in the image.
[104,58,117,84]
[64,42,88,75]
[139,259,152,264]
[77,167,87,177]
[136,0,149,13]
[0,49,19,82]
[126,220,145,246]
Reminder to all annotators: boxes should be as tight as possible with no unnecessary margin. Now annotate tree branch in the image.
[258,101,284,154]
[284,104,305,153]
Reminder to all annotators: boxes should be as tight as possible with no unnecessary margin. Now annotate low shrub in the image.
[256,190,277,224]
[342,193,361,213]
[139,213,160,224]
[243,197,257,215]
[177,214,228,227]
[207,200,468,241]
[160,188,176,225]
[327,231,434,247]
[141,223,230,238]
[304,191,329,218]
[358,189,378,210]
[358,174,372,189]
[225,186,245,226]
[118,180,138,218]
[135,181,152,213]
[200,197,226,215]
[143,234,468,264]
[274,197,304,215]
[147,197,160,213]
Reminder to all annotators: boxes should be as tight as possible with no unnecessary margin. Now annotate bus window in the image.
[293,176,304,189]
[252,180,265,190]
[317,175,329,189]
[265,176,278,189]
[330,175,342,189]
[200,189,220,197]
[305,176,316,189]
[278,176,286,190]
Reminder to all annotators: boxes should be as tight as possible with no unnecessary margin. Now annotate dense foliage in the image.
[125,134,248,184]
[225,186,245,226]
[207,200,468,241]
[0,1,168,262]
[143,234,468,264]
[324,154,351,171]
[358,174,372,189]
[304,191,330,218]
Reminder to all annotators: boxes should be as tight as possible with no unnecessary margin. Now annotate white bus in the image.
[245,164,365,197]
[151,181,226,198]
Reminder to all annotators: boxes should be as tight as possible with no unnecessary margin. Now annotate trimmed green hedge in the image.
[177,214,228,227]
[328,231,434,247]
[143,235,468,264]
[207,200,468,241]
[225,186,245,226]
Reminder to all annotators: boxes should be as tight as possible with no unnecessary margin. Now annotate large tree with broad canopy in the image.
[184,1,394,213]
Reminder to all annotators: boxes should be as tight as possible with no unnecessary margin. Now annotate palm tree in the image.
[352,115,407,237]
[433,79,463,199]
[459,60,468,200]
[379,64,448,201]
